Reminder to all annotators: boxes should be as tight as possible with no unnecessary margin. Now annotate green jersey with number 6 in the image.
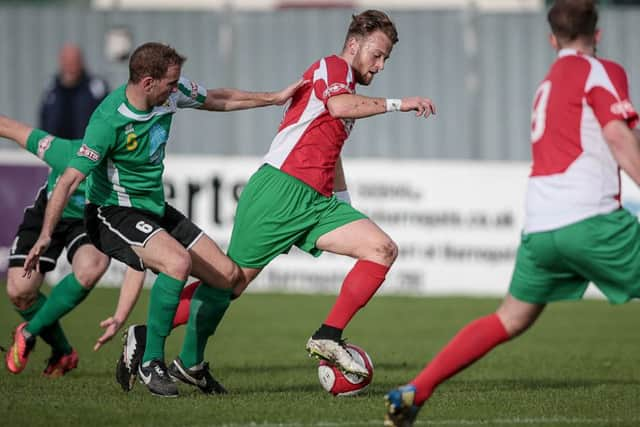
[68,77,206,216]
[26,129,86,219]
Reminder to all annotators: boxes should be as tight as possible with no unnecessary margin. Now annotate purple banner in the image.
[0,164,48,278]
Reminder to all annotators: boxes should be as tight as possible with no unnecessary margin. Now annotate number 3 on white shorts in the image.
[531,80,551,143]
[136,221,154,234]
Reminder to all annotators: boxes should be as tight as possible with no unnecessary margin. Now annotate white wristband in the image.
[335,190,351,205]
[386,98,402,112]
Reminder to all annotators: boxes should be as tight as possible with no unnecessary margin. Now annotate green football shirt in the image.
[26,129,86,219]
[69,77,207,216]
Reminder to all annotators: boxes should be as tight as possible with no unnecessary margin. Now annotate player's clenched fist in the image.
[401,97,436,118]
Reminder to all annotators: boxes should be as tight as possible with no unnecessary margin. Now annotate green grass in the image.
[0,286,638,426]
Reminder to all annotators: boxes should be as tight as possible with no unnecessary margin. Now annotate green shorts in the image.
[227,165,367,268]
[509,209,640,305]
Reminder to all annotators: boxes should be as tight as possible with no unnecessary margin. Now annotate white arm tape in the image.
[385,98,402,112]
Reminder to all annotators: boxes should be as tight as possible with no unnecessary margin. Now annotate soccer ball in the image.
[317,343,374,396]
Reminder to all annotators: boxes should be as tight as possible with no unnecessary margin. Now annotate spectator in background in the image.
[39,43,109,139]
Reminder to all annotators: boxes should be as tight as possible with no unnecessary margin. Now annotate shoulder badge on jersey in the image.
[610,100,636,116]
[323,83,352,100]
[78,144,101,162]
[190,81,199,100]
[37,135,55,159]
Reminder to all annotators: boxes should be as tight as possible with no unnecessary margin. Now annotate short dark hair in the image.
[344,10,399,48]
[128,42,186,83]
[547,0,598,42]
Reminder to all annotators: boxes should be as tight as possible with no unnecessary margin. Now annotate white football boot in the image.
[306,337,369,378]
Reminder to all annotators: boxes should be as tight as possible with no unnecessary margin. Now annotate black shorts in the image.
[8,188,92,273]
[85,203,203,271]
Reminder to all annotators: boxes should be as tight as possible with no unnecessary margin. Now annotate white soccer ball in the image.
[317,343,374,396]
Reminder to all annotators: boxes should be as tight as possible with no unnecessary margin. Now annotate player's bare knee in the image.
[228,265,249,294]
[230,264,246,288]
[73,255,110,288]
[6,283,38,310]
[163,249,192,280]
[73,269,102,289]
[9,295,37,311]
[373,238,398,265]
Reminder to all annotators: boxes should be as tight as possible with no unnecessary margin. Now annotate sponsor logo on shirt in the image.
[37,134,54,159]
[190,81,199,99]
[323,83,352,100]
[610,100,636,116]
[78,144,100,162]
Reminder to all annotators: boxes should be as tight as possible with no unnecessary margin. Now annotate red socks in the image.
[324,260,389,329]
[172,281,200,328]
[173,261,389,331]
[411,313,510,405]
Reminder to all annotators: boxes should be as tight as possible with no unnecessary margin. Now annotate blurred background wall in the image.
[2,0,640,291]
[0,1,638,161]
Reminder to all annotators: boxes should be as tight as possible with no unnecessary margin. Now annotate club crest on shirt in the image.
[148,123,168,165]
[78,144,100,162]
[37,134,55,159]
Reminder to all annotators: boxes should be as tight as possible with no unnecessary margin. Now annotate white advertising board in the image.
[42,155,640,298]
[162,157,528,296]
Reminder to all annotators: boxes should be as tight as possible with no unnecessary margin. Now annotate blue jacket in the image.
[39,71,109,140]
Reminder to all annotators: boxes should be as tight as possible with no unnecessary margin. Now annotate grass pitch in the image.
[0,286,638,426]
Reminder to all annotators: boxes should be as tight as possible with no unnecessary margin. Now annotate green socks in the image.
[179,285,232,368]
[25,273,90,343]
[16,292,72,355]
[143,273,186,363]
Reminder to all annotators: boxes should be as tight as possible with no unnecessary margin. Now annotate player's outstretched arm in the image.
[604,120,640,186]
[0,115,33,149]
[94,268,146,351]
[23,167,86,277]
[200,78,306,112]
[327,94,436,120]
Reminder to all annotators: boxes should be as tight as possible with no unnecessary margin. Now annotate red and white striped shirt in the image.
[525,48,638,233]
[264,55,356,196]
